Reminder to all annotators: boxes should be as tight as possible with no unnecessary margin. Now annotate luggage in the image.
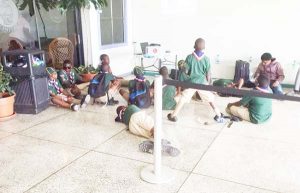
[128,79,151,108]
[294,67,300,92]
[234,60,250,83]
[88,73,107,98]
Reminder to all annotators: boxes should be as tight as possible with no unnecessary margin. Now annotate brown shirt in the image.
[254,61,285,82]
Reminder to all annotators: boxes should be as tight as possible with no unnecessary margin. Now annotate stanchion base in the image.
[140,165,175,184]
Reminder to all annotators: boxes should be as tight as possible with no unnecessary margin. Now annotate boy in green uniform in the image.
[58,60,89,99]
[115,105,180,156]
[46,67,90,111]
[167,38,224,123]
[90,64,120,105]
[226,74,272,124]
[151,66,177,110]
[119,66,151,108]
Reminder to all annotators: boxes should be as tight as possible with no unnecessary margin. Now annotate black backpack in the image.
[129,79,151,108]
[88,73,108,98]
[234,60,250,83]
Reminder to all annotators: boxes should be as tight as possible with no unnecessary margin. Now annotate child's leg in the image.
[228,106,251,122]
[76,82,90,90]
[51,97,72,109]
[196,90,222,117]
[129,111,154,139]
[170,88,195,117]
[119,88,129,101]
[237,78,244,89]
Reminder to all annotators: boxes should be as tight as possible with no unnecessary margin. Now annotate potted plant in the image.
[75,65,98,82]
[0,64,16,121]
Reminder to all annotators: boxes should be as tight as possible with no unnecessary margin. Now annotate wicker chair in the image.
[48,37,74,69]
[7,38,24,62]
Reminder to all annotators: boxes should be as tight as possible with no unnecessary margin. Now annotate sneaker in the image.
[80,94,91,108]
[107,97,119,106]
[139,141,154,154]
[70,104,80,111]
[167,113,178,122]
[162,145,180,157]
[139,140,180,157]
[214,114,225,123]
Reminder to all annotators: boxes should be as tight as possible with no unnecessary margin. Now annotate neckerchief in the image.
[192,51,205,61]
[49,79,61,94]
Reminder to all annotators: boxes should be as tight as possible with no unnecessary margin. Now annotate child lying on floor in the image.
[226,74,272,124]
[115,105,180,156]
[46,67,90,111]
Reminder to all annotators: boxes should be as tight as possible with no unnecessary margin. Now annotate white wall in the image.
[130,0,300,84]
[84,0,300,83]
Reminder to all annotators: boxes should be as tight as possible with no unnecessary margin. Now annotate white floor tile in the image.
[22,111,125,149]
[179,174,275,193]
[97,123,218,172]
[0,106,70,133]
[0,135,86,193]
[27,152,188,193]
[194,133,300,193]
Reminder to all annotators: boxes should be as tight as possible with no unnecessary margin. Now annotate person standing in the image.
[167,38,224,123]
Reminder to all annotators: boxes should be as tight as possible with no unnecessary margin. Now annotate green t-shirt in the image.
[48,79,63,95]
[104,73,116,89]
[185,54,211,84]
[178,70,190,82]
[240,95,272,124]
[58,69,82,88]
[162,85,177,110]
[123,105,141,125]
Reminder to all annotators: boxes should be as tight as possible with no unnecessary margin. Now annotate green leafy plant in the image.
[0,64,13,97]
[75,65,98,74]
[58,0,107,10]
[17,0,107,39]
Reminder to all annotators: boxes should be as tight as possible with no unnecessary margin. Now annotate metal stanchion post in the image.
[140,75,175,184]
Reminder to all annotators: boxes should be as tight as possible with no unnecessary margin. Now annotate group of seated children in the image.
[46,66,90,111]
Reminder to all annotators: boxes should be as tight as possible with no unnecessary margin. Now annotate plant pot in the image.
[0,93,15,119]
[81,73,96,83]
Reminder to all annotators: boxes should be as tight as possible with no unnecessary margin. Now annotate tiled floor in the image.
[1,91,300,193]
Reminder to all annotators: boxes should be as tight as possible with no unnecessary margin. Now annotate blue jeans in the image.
[270,84,283,95]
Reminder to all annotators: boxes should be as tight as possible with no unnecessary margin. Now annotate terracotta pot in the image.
[81,73,96,82]
[0,93,15,119]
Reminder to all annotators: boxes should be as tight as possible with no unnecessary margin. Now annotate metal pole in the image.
[154,75,162,177]
[33,1,41,49]
[140,75,174,184]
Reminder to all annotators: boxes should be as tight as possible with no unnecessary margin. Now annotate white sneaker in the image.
[80,94,91,108]
[71,104,80,111]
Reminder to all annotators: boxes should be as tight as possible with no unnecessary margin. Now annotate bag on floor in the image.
[234,60,250,83]
[128,79,151,108]
[88,73,108,98]
[294,67,300,92]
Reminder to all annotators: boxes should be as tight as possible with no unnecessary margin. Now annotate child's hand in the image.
[272,81,279,87]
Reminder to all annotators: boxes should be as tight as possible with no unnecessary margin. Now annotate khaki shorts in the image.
[181,88,215,103]
[129,111,154,139]
[226,106,251,122]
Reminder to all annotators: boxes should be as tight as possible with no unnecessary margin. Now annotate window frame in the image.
[98,0,128,49]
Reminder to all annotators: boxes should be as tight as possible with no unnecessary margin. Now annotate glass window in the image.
[100,0,126,46]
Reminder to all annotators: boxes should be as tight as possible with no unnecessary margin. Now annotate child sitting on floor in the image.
[88,64,120,105]
[226,74,272,124]
[119,66,152,108]
[150,66,178,110]
[115,105,180,156]
[46,67,90,111]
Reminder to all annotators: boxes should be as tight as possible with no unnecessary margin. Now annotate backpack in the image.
[128,79,151,108]
[88,73,108,98]
[234,60,250,83]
